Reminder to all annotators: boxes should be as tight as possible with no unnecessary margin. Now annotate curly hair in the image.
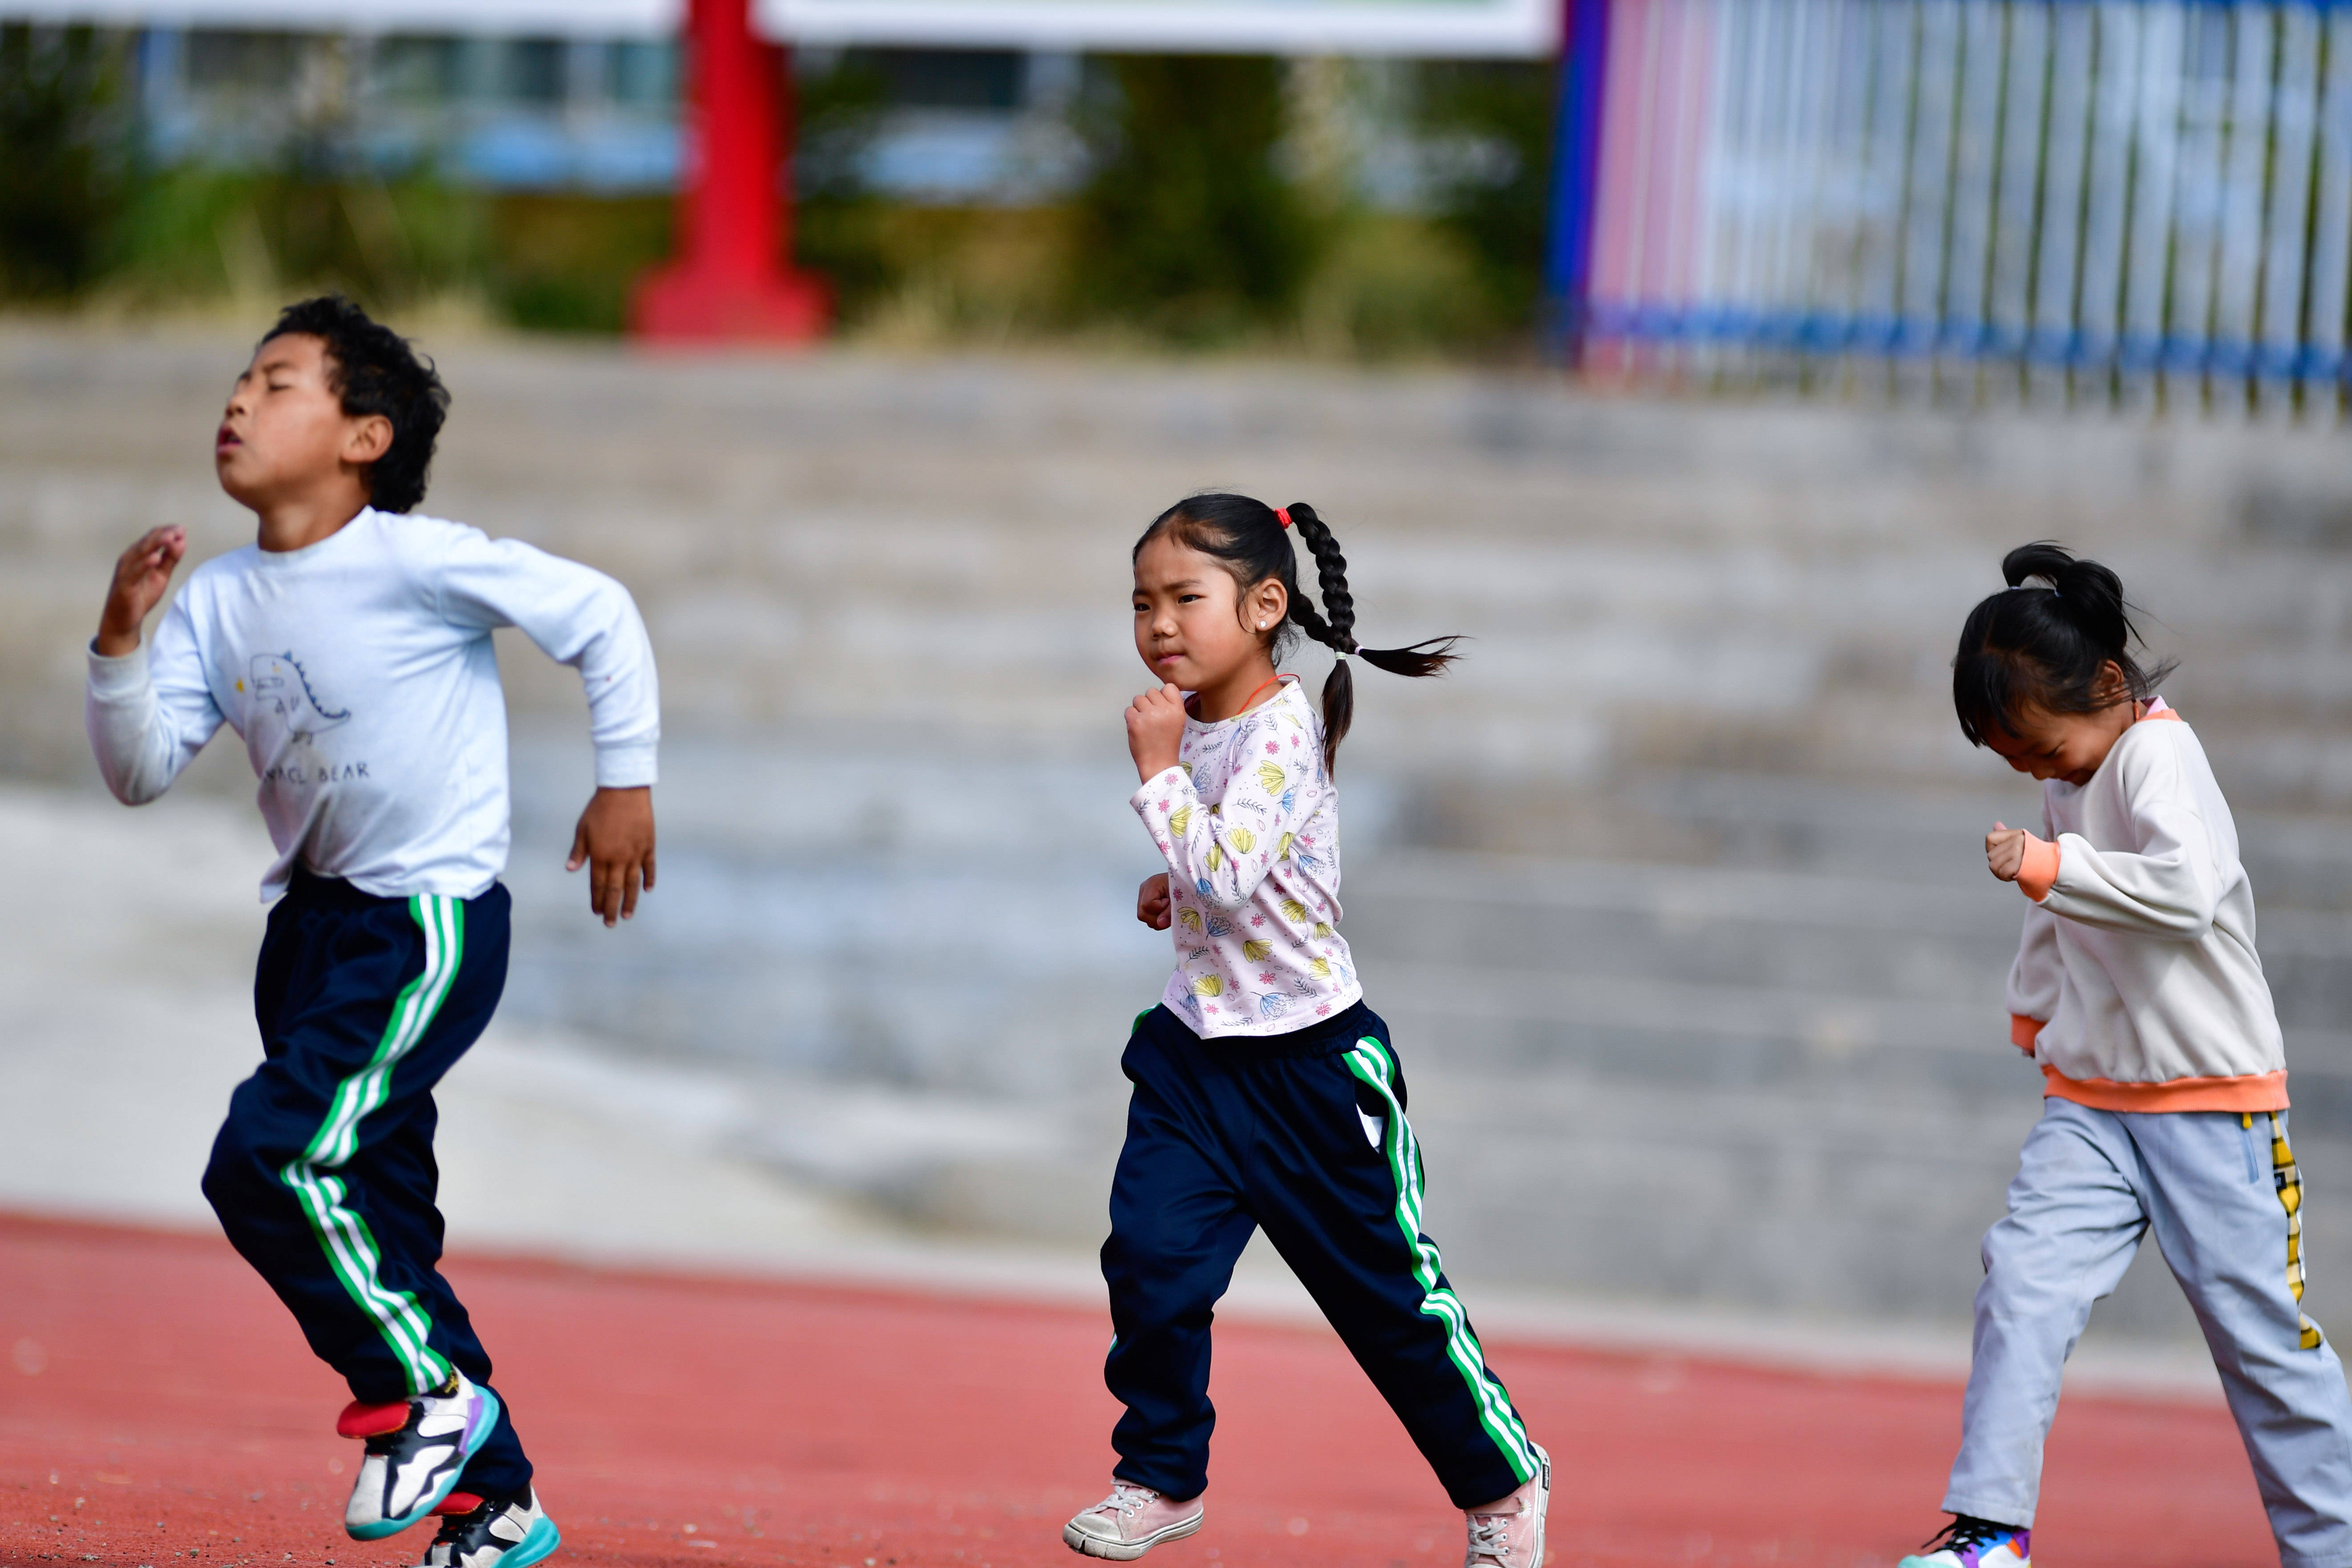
[261,295,449,513]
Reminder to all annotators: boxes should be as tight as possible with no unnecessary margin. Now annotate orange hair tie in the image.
[1275,507,1292,529]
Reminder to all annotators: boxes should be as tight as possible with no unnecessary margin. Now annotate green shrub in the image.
[1298,213,1487,360]
[107,165,488,311]
[0,24,138,300]
[1067,54,1322,344]
[793,49,900,322]
[1414,59,1553,339]
[484,192,669,332]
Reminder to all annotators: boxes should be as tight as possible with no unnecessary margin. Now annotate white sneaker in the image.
[420,1486,562,1568]
[1897,1515,2029,1568]
[1062,1481,1204,1560]
[339,1372,503,1540]
[1464,1446,1550,1568]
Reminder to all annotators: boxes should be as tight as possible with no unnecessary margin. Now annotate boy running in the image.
[85,296,660,1568]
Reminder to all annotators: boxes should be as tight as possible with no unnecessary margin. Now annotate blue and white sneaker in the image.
[421,1487,562,1568]
[1897,1515,2029,1568]
[339,1372,503,1540]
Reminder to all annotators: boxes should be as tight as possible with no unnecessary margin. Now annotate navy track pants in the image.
[1102,1002,1538,1510]
[201,869,531,1496]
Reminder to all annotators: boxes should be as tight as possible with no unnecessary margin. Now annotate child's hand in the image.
[1137,873,1172,930]
[96,526,188,657]
[1986,821,2029,883]
[1127,683,1187,783]
[568,785,657,927]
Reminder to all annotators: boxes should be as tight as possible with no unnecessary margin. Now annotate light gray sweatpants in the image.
[1947,1097,2352,1567]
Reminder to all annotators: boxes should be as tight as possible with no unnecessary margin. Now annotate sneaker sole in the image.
[1526,1447,1551,1568]
[347,1386,505,1541]
[1062,1510,1204,1561]
[491,1513,563,1568]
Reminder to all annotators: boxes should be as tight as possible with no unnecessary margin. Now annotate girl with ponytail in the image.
[1905,544,2352,1568]
[1061,494,1548,1568]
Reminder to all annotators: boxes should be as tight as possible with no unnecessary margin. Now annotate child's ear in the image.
[345,414,394,466]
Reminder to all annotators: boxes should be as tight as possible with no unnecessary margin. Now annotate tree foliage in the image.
[0,24,137,299]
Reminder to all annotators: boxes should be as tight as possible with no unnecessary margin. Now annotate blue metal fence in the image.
[1548,0,2352,411]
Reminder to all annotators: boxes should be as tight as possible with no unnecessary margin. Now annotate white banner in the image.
[762,0,1554,56]
[0,0,673,34]
[0,0,1551,52]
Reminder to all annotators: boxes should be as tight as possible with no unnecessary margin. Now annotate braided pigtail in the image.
[1281,502,1461,776]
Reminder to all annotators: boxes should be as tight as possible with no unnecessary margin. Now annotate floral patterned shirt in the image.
[1129,675,1362,1038]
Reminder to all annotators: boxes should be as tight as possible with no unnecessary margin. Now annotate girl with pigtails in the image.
[1061,495,1549,1568]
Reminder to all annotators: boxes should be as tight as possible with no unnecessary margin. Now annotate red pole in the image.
[630,0,829,343]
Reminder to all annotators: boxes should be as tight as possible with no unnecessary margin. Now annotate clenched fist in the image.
[1126,683,1187,784]
[1136,872,1172,930]
[1986,822,2029,883]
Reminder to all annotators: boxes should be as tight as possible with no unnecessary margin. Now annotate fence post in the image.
[1545,0,1612,365]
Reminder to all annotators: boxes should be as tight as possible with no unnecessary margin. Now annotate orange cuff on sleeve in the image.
[2017,833,2060,903]
[2010,1015,2044,1055]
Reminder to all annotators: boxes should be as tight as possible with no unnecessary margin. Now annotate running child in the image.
[1062,493,1548,1568]
[85,296,660,1568]
[1905,543,2352,1568]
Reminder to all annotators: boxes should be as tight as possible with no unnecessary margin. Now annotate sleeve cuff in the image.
[593,741,659,789]
[2017,833,2061,903]
[85,641,149,699]
[2010,1014,2045,1054]
[1128,766,1188,812]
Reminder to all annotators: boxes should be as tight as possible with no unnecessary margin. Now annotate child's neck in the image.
[254,491,371,554]
[1190,661,1283,724]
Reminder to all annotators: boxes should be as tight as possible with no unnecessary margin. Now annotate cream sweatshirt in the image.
[2004,701,2288,1111]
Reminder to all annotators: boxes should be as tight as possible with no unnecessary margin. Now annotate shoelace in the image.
[1918,1515,2010,1555]
[1097,1483,1160,1519]
[1465,1510,1516,1565]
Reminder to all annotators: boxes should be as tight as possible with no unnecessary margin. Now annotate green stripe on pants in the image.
[1344,1035,1536,1484]
[277,894,463,1395]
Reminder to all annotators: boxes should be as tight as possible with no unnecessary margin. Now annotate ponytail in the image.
[1133,493,1461,776]
[1952,541,2175,746]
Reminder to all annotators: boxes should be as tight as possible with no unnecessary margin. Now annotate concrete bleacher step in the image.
[11,326,2352,1340]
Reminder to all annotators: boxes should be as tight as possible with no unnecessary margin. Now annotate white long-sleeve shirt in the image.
[1130,676,1362,1037]
[2004,701,2287,1111]
[86,507,659,901]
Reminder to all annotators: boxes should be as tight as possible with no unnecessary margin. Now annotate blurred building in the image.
[125,31,1107,200]
[135,29,681,188]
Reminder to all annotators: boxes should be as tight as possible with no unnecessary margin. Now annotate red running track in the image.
[0,1213,2273,1568]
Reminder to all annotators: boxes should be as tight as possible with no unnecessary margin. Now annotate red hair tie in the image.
[1275,507,1293,529]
